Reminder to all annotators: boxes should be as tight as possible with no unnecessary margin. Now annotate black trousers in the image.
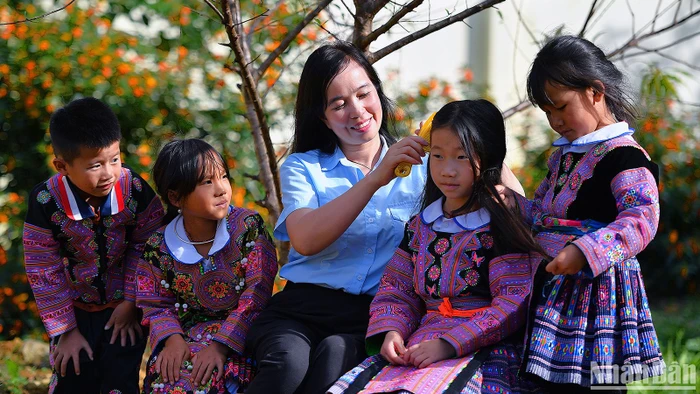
[50,307,148,394]
[245,282,373,394]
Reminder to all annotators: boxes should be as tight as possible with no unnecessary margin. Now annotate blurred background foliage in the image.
[0,0,698,350]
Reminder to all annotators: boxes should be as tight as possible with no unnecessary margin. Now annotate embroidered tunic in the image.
[515,123,665,386]
[137,207,278,394]
[23,167,164,337]
[329,200,541,394]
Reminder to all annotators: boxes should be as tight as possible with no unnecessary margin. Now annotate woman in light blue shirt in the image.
[244,41,429,394]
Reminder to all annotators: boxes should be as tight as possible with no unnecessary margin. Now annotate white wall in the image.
[366,0,700,164]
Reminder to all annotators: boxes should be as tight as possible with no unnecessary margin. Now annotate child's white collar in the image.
[163,206,231,264]
[552,122,633,154]
[420,198,490,234]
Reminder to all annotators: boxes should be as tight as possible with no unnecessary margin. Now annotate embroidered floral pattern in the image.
[207,281,230,299]
[434,238,450,255]
[173,274,193,293]
[37,190,51,204]
[479,234,494,249]
[569,173,581,190]
[465,269,479,286]
[593,143,608,157]
[563,153,574,172]
[132,177,143,191]
[427,265,441,281]
[557,173,568,187]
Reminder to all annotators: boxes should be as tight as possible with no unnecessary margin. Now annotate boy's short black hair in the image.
[49,97,121,163]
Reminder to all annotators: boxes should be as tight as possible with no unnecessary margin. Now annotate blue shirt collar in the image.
[552,122,633,154]
[420,198,490,233]
[163,206,231,265]
[320,137,388,172]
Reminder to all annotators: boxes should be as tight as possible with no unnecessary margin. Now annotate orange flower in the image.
[306,30,317,41]
[72,27,83,39]
[39,40,50,51]
[669,229,678,244]
[133,87,144,97]
[178,46,188,59]
[463,68,474,83]
[0,88,6,98]
[419,85,430,97]
[0,64,9,75]
[127,76,139,87]
[429,78,438,90]
[25,60,36,71]
[140,172,150,181]
[117,63,131,75]
[139,156,152,166]
[102,67,113,78]
[146,76,157,89]
[442,84,453,97]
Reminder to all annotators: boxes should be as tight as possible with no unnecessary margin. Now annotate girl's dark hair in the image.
[527,35,637,124]
[152,139,229,223]
[292,41,398,153]
[421,100,545,256]
[49,97,121,163]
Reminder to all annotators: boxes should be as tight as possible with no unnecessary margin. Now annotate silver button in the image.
[367,248,373,254]
[357,275,363,280]
[368,218,375,223]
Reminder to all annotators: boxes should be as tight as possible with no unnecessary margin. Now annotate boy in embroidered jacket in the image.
[23,97,164,394]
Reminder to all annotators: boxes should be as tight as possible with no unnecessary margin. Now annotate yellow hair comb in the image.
[394,112,435,177]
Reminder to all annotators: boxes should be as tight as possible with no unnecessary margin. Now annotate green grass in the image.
[627,299,700,393]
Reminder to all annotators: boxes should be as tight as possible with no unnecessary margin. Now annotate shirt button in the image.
[366,248,373,254]
[357,275,363,281]
[368,218,375,223]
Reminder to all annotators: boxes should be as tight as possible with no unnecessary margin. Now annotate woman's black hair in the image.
[421,100,546,256]
[527,34,637,124]
[292,41,399,154]
[152,139,229,223]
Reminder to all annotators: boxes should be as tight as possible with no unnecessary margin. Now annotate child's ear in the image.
[167,190,180,208]
[591,81,606,103]
[52,157,69,175]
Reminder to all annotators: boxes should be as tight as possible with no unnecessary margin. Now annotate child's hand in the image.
[500,163,525,197]
[156,334,190,384]
[191,341,229,385]
[495,185,515,209]
[402,338,455,368]
[380,331,407,365]
[546,244,587,275]
[105,300,143,346]
[53,327,93,377]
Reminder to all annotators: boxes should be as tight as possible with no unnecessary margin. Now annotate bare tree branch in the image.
[352,0,392,49]
[625,0,636,38]
[511,0,539,45]
[0,0,76,25]
[367,0,505,63]
[608,6,700,58]
[578,0,599,37]
[637,49,700,72]
[254,0,332,82]
[361,0,424,48]
[220,0,281,222]
[203,0,225,22]
[503,100,532,119]
[616,30,700,59]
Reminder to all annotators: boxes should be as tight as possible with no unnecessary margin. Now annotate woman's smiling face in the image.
[322,60,383,150]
